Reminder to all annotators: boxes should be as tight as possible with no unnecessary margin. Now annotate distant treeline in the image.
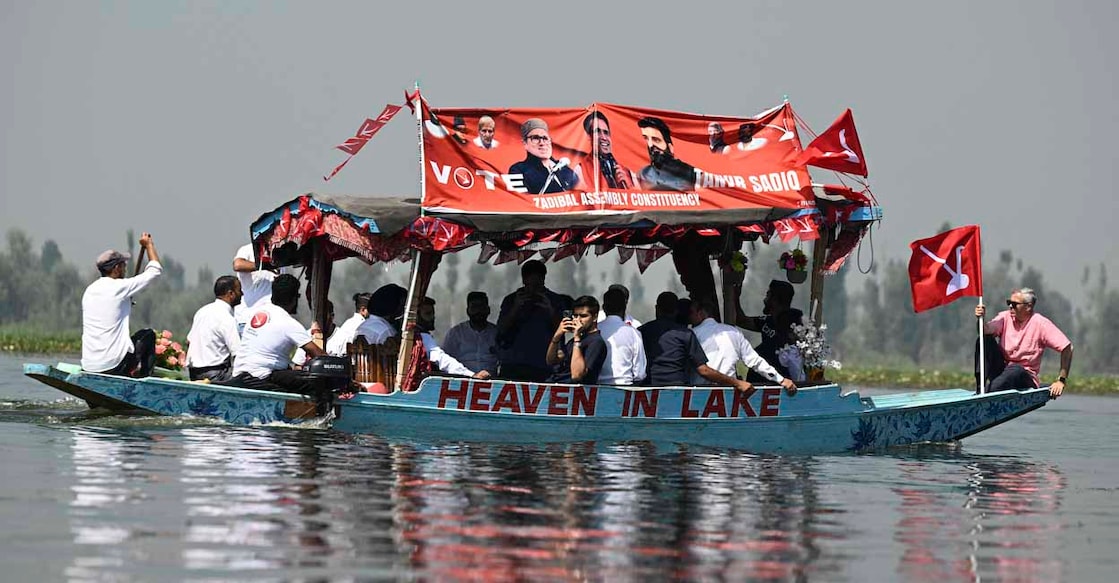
[2,226,1116,376]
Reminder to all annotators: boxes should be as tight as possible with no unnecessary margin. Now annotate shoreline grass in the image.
[3,329,1116,395]
[0,328,82,355]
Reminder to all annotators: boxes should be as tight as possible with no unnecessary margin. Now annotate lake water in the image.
[2,353,1117,581]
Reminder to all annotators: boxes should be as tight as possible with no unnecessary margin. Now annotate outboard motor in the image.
[304,356,354,395]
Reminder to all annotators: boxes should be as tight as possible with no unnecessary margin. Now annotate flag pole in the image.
[977,295,986,394]
[397,81,424,391]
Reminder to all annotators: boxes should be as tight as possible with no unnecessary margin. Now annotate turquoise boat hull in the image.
[23,363,1050,453]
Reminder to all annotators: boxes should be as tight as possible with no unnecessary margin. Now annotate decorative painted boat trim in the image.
[23,364,321,425]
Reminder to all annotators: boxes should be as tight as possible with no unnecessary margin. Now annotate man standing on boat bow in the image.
[975,287,1072,397]
[81,233,162,377]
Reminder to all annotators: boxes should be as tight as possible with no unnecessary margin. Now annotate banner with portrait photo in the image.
[418,98,815,229]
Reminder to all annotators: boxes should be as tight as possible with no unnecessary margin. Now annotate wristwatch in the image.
[1058,376,1067,383]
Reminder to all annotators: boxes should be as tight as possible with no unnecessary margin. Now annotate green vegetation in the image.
[0,326,81,354]
[828,366,1118,395]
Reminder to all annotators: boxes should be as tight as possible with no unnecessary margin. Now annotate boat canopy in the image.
[250,185,879,274]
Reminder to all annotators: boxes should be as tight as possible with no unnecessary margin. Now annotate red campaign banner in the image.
[418,99,815,217]
[908,225,984,313]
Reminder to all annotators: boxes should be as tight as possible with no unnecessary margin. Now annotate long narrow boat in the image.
[25,94,1053,452]
[22,362,1049,453]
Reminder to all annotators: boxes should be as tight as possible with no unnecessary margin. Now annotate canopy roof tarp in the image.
[250,185,879,271]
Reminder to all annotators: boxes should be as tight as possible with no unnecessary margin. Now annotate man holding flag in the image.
[975,289,1072,397]
[908,225,1072,398]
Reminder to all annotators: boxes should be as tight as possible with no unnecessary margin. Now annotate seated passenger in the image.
[442,291,499,375]
[689,296,797,395]
[596,283,643,327]
[229,274,326,393]
[546,295,608,384]
[325,292,372,356]
[356,284,407,345]
[185,275,242,382]
[638,292,751,390]
[417,297,490,379]
[598,287,647,385]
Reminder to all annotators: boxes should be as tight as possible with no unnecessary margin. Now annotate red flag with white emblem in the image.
[908,225,983,313]
[794,109,868,176]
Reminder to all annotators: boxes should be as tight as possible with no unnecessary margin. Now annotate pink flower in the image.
[177,351,187,362]
[161,330,172,339]
[167,356,178,367]
[155,345,167,355]
[171,342,182,352]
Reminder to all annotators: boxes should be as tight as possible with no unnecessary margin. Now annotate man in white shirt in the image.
[325,293,371,356]
[230,274,326,393]
[184,275,241,380]
[185,275,243,382]
[232,243,282,333]
[418,297,491,378]
[355,284,406,345]
[81,233,163,377]
[598,287,647,385]
[688,297,797,395]
[596,283,642,327]
[442,291,500,374]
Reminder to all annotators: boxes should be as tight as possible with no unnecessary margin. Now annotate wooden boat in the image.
[22,362,1049,453]
[25,94,1054,452]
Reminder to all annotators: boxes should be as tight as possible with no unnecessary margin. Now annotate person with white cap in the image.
[80,232,163,377]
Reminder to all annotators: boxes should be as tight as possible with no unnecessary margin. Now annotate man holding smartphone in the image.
[546,296,607,384]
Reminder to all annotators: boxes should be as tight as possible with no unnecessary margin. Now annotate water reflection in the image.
[891,448,1065,582]
[65,427,174,580]
[57,424,1072,581]
[360,441,839,581]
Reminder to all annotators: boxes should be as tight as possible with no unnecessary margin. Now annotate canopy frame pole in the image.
[395,250,439,390]
[807,225,832,325]
[309,237,332,348]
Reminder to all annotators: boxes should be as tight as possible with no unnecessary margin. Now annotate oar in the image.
[132,244,147,276]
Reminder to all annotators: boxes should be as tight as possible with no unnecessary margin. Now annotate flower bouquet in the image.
[776,319,841,382]
[155,329,187,371]
[719,250,748,287]
[778,249,809,283]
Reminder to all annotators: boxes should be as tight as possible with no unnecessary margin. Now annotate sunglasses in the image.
[1006,300,1027,307]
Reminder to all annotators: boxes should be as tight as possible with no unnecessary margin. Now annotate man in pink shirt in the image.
[975,287,1072,397]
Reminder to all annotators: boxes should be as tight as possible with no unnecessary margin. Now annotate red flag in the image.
[908,225,983,313]
[323,104,403,181]
[773,218,798,242]
[794,109,868,176]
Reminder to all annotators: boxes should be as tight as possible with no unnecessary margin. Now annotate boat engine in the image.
[303,356,354,396]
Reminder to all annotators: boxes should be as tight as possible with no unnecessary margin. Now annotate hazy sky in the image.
[2,1,1115,304]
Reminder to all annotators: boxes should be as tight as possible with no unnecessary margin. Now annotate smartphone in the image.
[562,309,574,320]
